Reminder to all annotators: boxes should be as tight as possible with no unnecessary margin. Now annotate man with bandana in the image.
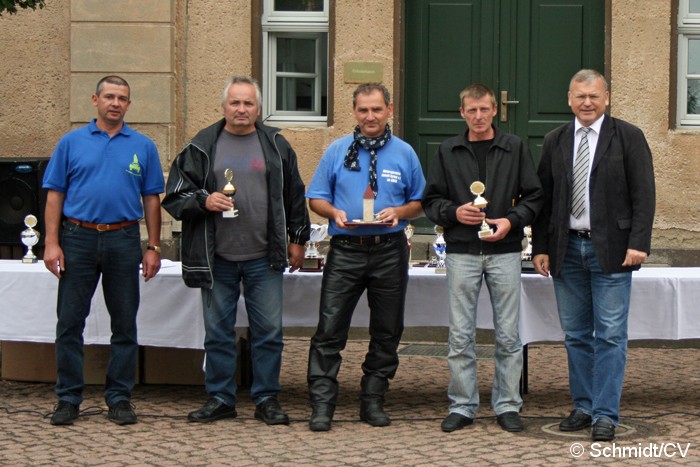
[305,82,425,432]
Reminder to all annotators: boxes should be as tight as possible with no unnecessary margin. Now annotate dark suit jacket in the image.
[532,115,655,276]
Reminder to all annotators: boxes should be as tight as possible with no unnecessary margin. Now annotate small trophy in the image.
[222,168,239,218]
[300,224,328,272]
[21,214,40,264]
[432,225,447,274]
[405,223,415,266]
[470,181,493,239]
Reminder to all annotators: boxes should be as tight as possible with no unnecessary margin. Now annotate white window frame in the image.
[262,0,329,123]
[677,0,700,126]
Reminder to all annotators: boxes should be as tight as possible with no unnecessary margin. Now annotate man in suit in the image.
[532,69,655,442]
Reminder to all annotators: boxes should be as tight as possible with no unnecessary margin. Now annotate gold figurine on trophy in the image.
[222,168,239,218]
[470,181,493,239]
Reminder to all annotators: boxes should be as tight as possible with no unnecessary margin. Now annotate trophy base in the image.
[478,229,493,239]
[22,256,38,264]
[299,257,324,272]
[434,267,446,275]
[222,209,239,218]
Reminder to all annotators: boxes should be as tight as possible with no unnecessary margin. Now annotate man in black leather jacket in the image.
[163,76,309,426]
[422,83,542,434]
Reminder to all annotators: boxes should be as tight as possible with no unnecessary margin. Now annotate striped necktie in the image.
[571,127,591,218]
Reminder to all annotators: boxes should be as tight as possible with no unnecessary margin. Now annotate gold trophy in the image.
[21,214,40,263]
[470,181,493,239]
[222,168,239,218]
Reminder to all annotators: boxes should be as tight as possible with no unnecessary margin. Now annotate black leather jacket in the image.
[422,126,543,255]
[162,119,310,288]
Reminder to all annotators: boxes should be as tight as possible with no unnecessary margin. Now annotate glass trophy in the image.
[300,223,328,271]
[470,181,493,239]
[222,168,239,218]
[432,225,447,274]
[21,214,40,264]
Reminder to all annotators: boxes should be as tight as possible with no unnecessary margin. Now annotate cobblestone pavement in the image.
[1,338,699,466]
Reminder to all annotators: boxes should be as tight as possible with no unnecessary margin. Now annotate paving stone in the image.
[0,339,699,465]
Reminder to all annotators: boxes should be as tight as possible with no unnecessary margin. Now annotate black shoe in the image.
[187,398,237,423]
[497,411,524,432]
[255,397,290,425]
[107,400,137,425]
[359,399,391,427]
[309,404,333,432]
[50,401,79,426]
[441,413,473,432]
[559,409,592,432]
[592,418,615,441]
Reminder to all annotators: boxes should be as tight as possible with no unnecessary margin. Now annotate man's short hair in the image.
[570,69,609,92]
[96,75,130,97]
[459,84,496,108]
[353,82,391,108]
[221,76,262,108]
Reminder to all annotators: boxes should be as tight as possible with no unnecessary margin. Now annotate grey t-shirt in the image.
[213,129,269,261]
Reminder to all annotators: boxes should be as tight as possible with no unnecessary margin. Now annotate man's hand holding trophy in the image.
[222,168,239,218]
[470,181,493,239]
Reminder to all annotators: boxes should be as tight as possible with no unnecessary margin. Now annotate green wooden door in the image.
[404,0,605,232]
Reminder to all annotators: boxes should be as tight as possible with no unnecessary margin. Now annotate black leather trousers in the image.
[307,232,409,407]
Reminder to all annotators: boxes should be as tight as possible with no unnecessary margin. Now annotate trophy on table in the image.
[300,223,328,272]
[222,168,239,218]
[21,214,40,264]
[432,225,447,274]
[470,181,493,239]
[405,223,415,266]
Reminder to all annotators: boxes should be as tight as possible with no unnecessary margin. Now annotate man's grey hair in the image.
[221,76,262,107]
[570,69,609,92]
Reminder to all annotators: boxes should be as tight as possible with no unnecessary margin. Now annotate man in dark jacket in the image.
[422,83,542,433]
[532,69,655,441]
[162,76,310,425]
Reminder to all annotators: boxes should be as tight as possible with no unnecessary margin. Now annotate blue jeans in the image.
[445,252,523,418]
[202,255,284,406]
[55,221,142,407]
[553,236,632,426]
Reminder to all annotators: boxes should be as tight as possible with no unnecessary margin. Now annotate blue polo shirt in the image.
[307,134,425,236]
[43,119,164,223]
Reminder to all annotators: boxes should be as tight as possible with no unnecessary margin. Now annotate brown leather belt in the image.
[67,218,139,232]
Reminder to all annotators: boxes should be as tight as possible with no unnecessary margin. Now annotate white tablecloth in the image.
[1,260,699,348]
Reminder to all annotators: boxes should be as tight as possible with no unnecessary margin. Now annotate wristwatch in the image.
[147,245,161,254]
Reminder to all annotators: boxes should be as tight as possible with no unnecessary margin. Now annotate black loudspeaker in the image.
[0,159,49,246]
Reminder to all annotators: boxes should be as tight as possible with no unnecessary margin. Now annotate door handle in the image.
[500,90,520,123]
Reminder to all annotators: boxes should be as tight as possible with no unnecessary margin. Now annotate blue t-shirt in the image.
[306,134,426,236]
[43,119,164,223]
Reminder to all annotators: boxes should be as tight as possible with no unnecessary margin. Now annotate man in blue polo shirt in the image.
[42,75,164,426]
[306,82,425,431]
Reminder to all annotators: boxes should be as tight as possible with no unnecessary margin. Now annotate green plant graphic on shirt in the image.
[127,154,142,177]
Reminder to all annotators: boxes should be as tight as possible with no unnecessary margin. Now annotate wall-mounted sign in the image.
[344,62,383,83]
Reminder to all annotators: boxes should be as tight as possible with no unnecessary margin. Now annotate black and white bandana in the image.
[343,124,392,198]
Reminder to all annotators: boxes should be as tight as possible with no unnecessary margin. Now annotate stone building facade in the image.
[0,0,697,264]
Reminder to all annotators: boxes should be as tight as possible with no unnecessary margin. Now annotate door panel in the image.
[404,0,605,232]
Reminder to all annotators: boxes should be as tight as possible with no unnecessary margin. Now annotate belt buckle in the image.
[96,223,110,232]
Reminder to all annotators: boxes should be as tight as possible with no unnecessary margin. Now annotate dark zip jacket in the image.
[162,119,310,288]
[422,126,543,255]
